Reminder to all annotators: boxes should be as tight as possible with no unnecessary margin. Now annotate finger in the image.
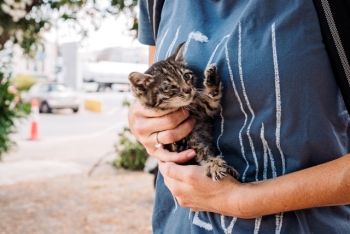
[129,101,169,118]
[130,101,190,122]
[154,148,196,164]
[128,101,171,139]
[159,161,203,183]
[132,108,190,139]
[146,108,191,132]
[150,117,196,145]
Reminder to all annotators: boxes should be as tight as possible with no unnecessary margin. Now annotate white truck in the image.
[82,61,149,92]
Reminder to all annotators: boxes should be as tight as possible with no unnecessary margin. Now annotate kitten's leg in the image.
[197,64,223,117]
[201,155,239,181]
[201,65,238,180]
[204,64,222,99]
[189,137,239,181]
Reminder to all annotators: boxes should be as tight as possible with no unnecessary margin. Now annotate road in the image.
[0,91,136,185]
[0,90,155,234]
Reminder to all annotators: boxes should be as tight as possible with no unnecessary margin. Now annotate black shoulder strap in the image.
[312,0,350,113]
[147,0,166,41]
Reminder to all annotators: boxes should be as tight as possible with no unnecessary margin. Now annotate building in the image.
[12,40,148,91]
[12,40,58,82]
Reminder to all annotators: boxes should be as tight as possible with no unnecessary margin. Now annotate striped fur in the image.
[129,43,238,180]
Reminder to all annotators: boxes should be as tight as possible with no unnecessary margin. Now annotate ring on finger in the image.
[155,132,163,149]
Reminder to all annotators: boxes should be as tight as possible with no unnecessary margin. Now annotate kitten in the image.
[128,43,238,181]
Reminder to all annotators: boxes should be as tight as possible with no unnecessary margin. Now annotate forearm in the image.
[149,46,156,66]
[233,153,350,218]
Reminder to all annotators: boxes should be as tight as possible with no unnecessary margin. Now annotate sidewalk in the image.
[0,162,155,234]
[0,107,155,233]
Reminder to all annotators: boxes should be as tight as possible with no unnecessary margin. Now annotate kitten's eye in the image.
[183,73,192,81]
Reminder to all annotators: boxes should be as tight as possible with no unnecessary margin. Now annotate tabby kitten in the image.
[128,43,238,181]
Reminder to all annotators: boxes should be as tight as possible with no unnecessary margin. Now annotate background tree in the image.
[0,0,138,160]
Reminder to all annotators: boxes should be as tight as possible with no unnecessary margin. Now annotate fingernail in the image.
[186,150,196,158]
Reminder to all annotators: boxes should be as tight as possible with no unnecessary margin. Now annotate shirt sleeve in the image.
[138,0,156,46]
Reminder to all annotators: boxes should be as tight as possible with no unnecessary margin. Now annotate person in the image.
[128,0,350,233]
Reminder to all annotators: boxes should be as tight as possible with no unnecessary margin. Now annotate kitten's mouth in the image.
[179,95,194,107]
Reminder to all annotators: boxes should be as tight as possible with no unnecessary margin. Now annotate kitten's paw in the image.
[203,157,239,181]
[204,64,220,87]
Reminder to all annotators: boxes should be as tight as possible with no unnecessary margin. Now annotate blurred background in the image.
[0,0,155,233]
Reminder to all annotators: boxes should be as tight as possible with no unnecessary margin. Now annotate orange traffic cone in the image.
[30,98,39,140]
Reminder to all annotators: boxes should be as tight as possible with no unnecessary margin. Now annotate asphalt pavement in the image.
[0,90,155,234]
[0,91,133,185]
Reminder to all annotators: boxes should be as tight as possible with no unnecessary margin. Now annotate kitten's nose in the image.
[183,87,192,94]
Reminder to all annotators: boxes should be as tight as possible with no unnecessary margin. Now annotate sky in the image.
[77,15,145,52]
[44,14,145,53]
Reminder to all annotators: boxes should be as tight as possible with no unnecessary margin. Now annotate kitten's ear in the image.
[128,72,155,94]
[169,42,186,62]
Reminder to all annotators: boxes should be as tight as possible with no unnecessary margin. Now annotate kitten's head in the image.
[128,42,196,111]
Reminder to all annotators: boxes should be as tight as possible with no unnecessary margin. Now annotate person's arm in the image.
[158,153,350,219]
[149,46,156,66]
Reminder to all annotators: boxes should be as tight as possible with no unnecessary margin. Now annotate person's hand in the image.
[158,161,244,217]
[128,101,197,163]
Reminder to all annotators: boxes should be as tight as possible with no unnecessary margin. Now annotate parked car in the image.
[22,83,80,113]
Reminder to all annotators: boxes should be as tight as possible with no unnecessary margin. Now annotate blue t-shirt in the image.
[138,0,350,233]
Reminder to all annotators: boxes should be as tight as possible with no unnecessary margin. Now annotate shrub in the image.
[0,72,31,160]
[12,74,36,92]
[114,127,148,171]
